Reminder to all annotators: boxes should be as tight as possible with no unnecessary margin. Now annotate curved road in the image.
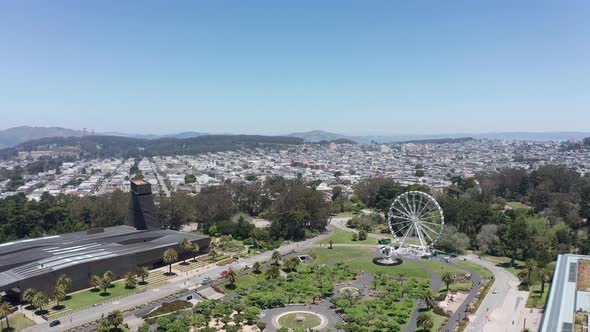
[464,255,542,332]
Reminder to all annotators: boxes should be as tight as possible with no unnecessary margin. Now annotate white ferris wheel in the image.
[387,191,444,256]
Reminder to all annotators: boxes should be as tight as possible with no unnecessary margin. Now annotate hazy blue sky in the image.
[1,1,589,135]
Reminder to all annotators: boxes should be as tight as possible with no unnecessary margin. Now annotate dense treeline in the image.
[159,177,331,245]
[0,134,304,159]
[353,165,590,270]
[0,176,331,248]
[0,191,127,242]
[2,164,588,272]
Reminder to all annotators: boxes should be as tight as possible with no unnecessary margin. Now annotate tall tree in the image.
[226,268,238,286]
[163,248,179,275]
[89,275,101,291]
[272,250,281,265]
[136,266,149,284]
[441,272,455,293]
[107,310,123,328]
[125,272,137,289]
[23,288,37,304]
[252,261,262,274]
[417,312,434,330]
[266,264,280,279]
[191,244,201,262]
[52,286,66,307]
[0,301,11,330]
[56,274,72,293]
[103,270,116,283]
[179,238,193,264]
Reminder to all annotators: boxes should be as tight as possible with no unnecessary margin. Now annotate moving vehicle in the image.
[49,320,61,327]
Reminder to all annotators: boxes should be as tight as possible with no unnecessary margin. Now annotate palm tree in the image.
[284,256,300,271]
[52,286,66,307]
[136,266,149,284]
[56,274,72,293]
[89,275,101,291]
[208,249,219,262]
[107,310,123,328]
[23,288,37,304]
[266,264,280,279]
[32,292,49,311]
[103,270,116,283]
[99,277,111,295]
[125,272,137,289]
[179,238,193,264]
[191,244,201,262]
[163,248,179,275]
[422,290,435,309]
[252,261,262,274]
[96,319,111,332]
[226,268,238,286]
[272,250,281,265]
[343,288,356,306]
[540,268,551,294]
[525,259,537,286]
[0,301,11,330]
[441,272,455,293]
[417,312,434,330]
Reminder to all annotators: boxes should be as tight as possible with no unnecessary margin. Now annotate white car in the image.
[492,289,497,294]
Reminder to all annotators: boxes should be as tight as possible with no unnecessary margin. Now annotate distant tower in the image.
[329,142,337,151]
[127,180,159,230]
[90,129,95,136]
[82,128,87,136]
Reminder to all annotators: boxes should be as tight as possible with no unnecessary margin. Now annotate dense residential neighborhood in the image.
[2,139,589,201]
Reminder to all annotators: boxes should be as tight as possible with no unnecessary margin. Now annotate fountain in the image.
[373,245,403,266]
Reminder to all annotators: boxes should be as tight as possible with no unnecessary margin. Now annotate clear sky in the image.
[0,1,589,135]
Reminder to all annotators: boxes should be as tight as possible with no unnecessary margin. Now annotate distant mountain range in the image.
[286,130,590,144]
[0,126,589,149]
[0,134,303,159]
[0,126,83,149]
[0,127,210,149]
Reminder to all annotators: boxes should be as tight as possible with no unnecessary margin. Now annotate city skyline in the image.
[1,1,589,134]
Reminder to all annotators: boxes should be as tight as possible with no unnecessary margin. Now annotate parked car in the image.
[202,277,212,284]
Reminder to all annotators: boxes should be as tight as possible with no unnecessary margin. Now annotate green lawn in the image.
[526,282,551,308]
[346,258,430,279]
[305,247,375,264]
[317,227,377,245]
[429,310,449,332]
[175,259,209,273]
[278,312,322,329]
[482,255,525,277]
[438,280,472,294]
[46,271,172,319]
[457,260,495,279]
[306,246,430,279]
[419,260,467,277]
[2,313,35,332]
[219,272,263,292]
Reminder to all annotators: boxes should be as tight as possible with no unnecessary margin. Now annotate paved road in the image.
[442,260,482,331]
[150,160,170,197]
[404,260,443,332]
[464,255,542,332]
[23,230,333,332]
